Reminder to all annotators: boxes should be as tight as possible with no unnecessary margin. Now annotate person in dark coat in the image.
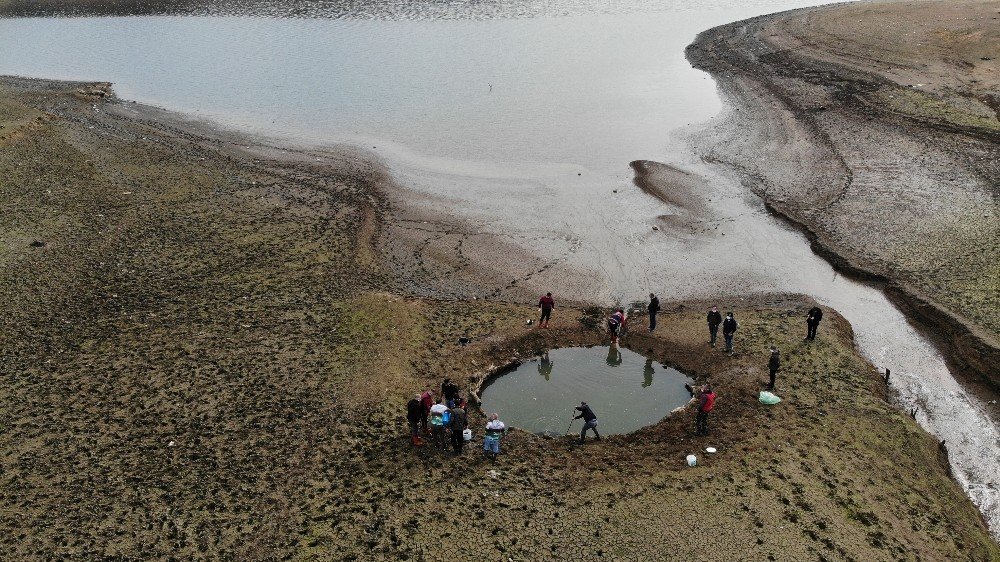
[806,306,823,340]
[647,293,661,332]
[767,347,780,390]
[538,292,555,328]
[441,378,460,408]
[707,306,722,347]
[449,399,468,454]
[406,393,423,444]
[722,312,738,355]
[419,389,435,434]
[695,384,716,436]
[574,401,600,444]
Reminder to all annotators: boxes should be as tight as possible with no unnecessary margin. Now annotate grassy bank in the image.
[0,78,996,559]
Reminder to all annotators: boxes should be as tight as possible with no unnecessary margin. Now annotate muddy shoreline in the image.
[685,0,1000,390]
[3,75,998,558]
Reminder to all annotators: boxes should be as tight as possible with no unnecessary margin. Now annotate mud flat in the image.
[686,0,1000,389]
[1,77,998,559]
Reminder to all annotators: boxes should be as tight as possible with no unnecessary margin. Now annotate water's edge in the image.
[684,9,1000,536]
[684,10,1000,392]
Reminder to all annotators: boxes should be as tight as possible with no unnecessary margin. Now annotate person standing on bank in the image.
[538,292,555,328]
[647,293,661,332]
[441,378,459,409]
[406,393,423,445]
[429,398,450,450]
[722,312,738,355]
[707,306,722,347]
[574,401,600,444]
[806,306,823,341]
[449,398,468,455]
[419,389,435,434]
[767,347,780,390]
[695,384,716,436]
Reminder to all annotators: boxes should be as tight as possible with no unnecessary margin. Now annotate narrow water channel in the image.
[0,0,996,535]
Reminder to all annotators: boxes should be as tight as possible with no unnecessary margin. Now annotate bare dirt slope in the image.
[1,78,997,560]
[687,0,1000,387]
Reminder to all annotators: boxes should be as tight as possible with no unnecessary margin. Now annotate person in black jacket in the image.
[574,401,600,444]
[441,378,460,408]
[406,394,423,445]
[647,293,661,332]
[707,306,722,347]
[806,306,824,340]
[767,347,780,390]
[722,312,738,355]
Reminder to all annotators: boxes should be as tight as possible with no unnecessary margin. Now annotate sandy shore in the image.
[1,75,998,559]
[686,0,1000,389]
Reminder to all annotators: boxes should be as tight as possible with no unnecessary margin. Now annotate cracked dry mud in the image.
[1,77,998,560]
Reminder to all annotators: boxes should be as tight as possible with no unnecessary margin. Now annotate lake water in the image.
[1,0,998,536]
[479,347,694,436]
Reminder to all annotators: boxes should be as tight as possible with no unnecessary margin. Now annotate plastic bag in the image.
[686,454,697,467]
[759,391,782,405]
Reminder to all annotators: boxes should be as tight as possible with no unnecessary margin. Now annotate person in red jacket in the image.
[695,384,716,436]
[538,292,555,328]
[419,389,435,434]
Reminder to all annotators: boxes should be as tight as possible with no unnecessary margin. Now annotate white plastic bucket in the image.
[462,429,473,441]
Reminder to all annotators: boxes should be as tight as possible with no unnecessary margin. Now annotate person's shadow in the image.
[642,357,654,388]
[606,345,623,367]
[538,352,553,381]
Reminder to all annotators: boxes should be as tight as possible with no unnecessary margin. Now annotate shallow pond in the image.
[479,346,693,436]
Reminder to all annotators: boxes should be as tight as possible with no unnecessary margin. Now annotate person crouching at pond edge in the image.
[695,384,716,436]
